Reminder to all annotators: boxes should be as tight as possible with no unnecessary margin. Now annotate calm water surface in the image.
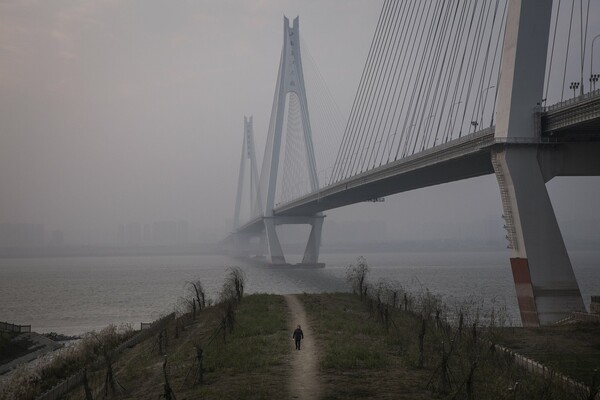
[0,251,598,335]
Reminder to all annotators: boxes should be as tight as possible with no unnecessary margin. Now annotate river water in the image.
[0,250,598,335]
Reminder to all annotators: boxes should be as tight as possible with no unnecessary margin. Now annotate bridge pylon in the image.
[229,16,324,267]
[233,116,261,231]
[229,116,263,258]
[257,16,324,266]
[494,0,586,326]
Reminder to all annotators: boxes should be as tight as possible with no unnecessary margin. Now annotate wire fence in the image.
[493,343,599,399]
[35,313,175,400]
[0,321,31,333]
[346,258,599,400]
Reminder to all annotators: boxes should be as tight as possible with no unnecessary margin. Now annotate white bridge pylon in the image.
[493,1,586,326]
[233,116,261,230]
[235,16,324,266]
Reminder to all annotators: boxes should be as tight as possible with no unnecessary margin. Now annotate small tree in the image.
[187,280,207,310]
[346,256,369,300]
[220,267,246,304]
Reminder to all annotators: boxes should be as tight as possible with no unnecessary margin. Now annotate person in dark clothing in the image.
[292,324,304,350]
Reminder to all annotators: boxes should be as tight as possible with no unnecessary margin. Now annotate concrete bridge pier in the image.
[264,215,324,266]
[229,232,255,258]
[494,0,586,326]
[493,147,585,326]
[302,216,323,264]
[264,218,285,264]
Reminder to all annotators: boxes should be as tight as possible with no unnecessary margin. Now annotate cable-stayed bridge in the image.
[226,1,600,327]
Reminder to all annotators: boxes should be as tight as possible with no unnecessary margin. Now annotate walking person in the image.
[292,324,304,350]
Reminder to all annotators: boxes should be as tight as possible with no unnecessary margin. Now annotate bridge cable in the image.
[348,0,402,177]
[410,0,454,155]
[581,0,591,93]
[488,0,508,128]
[407,0,454,157]
[460,1,491,138]
[331,0,392,183]
[332,0,393,182]
[422,0,463,151]
[430,0,473,148]
[362,0,411,172]
[545,0,562,104]
[442,0,479,143]
[455,0,488,139]
[330,0,509,182]
[474,0,501,128]
[301,38,346,186]
[365,0,413,171]
[342,0,397,179]
[385,1,435,164]
[416,0,455,152]
[394,0,444,160]
[431,0,473,148]
[375,0,425,168]
[333,0,393,183]
[393,0,443,160]
[561,0,576,102]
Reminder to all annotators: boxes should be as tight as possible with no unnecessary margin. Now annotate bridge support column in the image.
[492,148,585,326]
[257,231,267,258]
[262,215,324,266]
[264,218,286,265]
[229,233,253,258]
[302,217,323,264]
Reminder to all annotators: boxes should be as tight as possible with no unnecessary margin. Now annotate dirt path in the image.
[284,294,321,400]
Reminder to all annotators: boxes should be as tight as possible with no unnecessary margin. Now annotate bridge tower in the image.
[231,116,263,257]
[233,116,261,230]
[494,0,590,326]
[258,16,324,265]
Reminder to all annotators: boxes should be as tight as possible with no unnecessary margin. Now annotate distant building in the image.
[143,223,153,244]
[49,230,64,246]
[153,221,176,245]
[117,223,143,246]
[125,223,142,246]
[0,223,45,248]
[177,220,189,244]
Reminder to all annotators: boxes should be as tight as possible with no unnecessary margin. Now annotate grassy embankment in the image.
[301,257,598,399]
[63,293,290,400]
[302,292,599,399]
[494,323,600,386]
[65,290,597,400]
[0,332,19,365]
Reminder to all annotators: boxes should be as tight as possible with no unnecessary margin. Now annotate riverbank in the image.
[3,290,598,399]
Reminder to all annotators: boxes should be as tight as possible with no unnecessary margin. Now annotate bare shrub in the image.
[220,267,246,304]
[382,280,404,309]
[0,324,133,400]
[415,289,443,320]
[0,365,41,400]
[346,256,369,300]
[187,279,208,310]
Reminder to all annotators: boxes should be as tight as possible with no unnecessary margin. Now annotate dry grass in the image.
[64,294,290,400]
[301,292,435,399]
[495,322,600,386]
[300,291,590,400]
[0,324,134,400]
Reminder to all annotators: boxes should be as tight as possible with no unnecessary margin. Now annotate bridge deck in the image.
[234,93,600,235]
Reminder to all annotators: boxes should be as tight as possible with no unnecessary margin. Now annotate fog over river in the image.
[1,250,598,336]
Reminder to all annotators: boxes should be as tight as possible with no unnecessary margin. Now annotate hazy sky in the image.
[1,0,599,243]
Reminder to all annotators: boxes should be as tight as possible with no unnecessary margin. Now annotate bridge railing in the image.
[0,321,31,333]
[545,89,600,112]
